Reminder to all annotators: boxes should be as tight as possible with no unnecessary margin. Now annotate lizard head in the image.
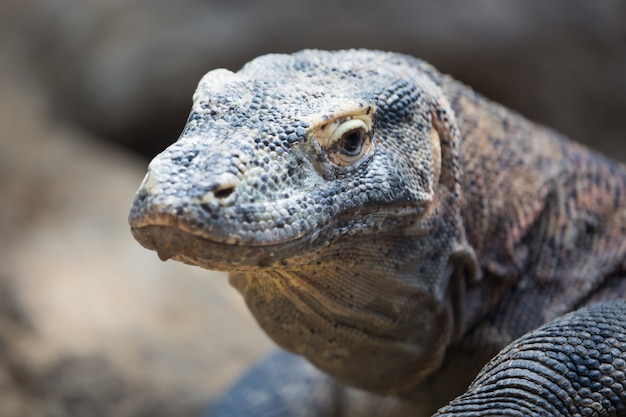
[129,49,477,396]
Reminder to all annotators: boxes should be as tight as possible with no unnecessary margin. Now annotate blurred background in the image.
[1,1,625,416]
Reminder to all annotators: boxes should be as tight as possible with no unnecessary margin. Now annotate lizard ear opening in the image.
[430,102,482,284]
[429,117,442,188]
[430,104,461,194]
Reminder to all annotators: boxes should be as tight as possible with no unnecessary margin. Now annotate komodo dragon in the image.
[128,49,626,416]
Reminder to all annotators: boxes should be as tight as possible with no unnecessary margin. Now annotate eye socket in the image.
[327,118,372,165]
[339,128,365,156]
[308,113,374,169]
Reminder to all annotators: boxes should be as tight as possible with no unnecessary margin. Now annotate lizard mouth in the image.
[129,201,428,270]
[130,223,319,271]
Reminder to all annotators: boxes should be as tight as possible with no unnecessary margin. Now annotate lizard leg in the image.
[205,350,339,417]
[433,301,626,417]
[205,350,418,417]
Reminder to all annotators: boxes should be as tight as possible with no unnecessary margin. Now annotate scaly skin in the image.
[433,301,626,417]
[128,50,626,415]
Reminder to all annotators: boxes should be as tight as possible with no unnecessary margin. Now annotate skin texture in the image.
[128,50,626,415]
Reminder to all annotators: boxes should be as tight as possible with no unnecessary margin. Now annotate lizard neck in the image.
[447,81,626,335]
[451,86,568,277]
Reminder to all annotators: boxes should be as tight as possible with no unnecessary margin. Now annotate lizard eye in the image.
[339,129,365,155]
[329,118,372,165]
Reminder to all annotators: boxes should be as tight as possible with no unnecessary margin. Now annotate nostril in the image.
[208,173,239,200]
[214,186,235,199]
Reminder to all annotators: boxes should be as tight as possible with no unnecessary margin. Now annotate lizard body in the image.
[128,50,626,415]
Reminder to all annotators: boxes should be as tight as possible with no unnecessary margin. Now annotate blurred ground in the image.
[5,0,626,158]
[0,1,625,416]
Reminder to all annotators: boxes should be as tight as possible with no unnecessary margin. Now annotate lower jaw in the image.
[130,224,324,270]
